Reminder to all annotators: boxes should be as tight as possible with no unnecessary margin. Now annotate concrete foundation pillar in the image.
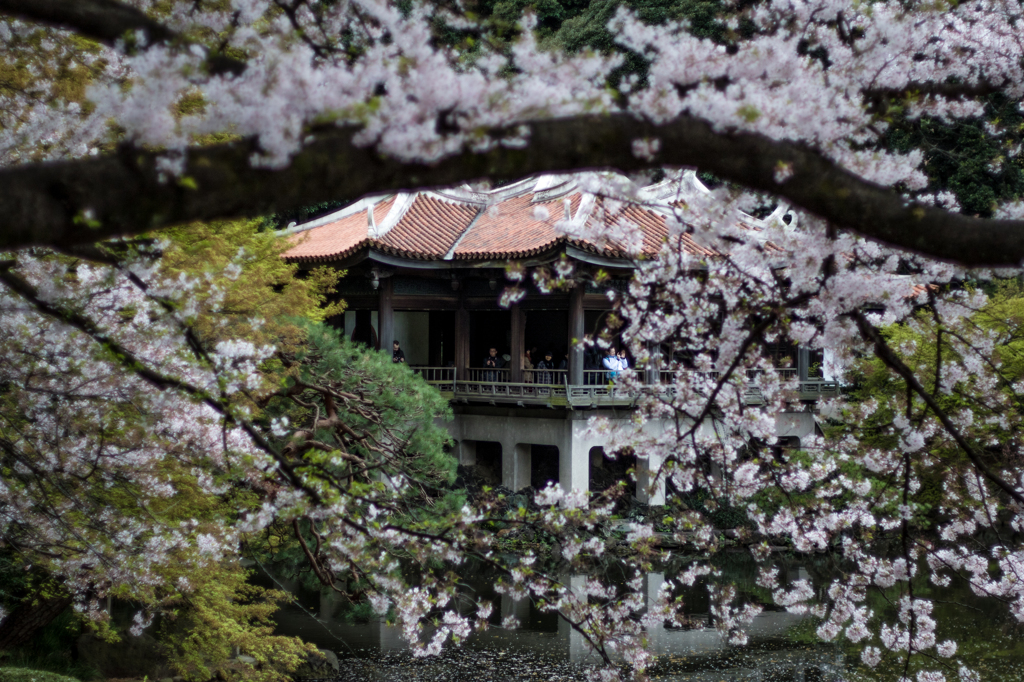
[503,443,531,491]
[500,595,530,626]
[560,421,590,495]
[457,440,476,466]
[644,573,666,652]
[379,621,405,652]
[557,575,594,663]
[636,450,666,505]
[320,588,344,619]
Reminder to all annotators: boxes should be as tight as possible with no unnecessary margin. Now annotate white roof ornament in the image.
[767,201,797,232]
[374,192,414,238]
[532,176,578,202]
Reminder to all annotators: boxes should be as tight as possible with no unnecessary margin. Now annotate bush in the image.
[0,668,81,682]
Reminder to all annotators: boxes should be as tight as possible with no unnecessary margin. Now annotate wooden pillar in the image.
[510,304,525,383]
[455,305,469,380]
[568,284,584,386]
[798,347,810,380]
[645,341,660,385]
[377,276,393,353]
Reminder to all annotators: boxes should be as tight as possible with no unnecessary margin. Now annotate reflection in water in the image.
[268,564,846,680]
[266,554,1024,681]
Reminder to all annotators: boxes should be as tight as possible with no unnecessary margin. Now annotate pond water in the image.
[261,554,1024,681]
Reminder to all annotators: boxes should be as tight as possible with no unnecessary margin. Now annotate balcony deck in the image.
[413,367,840,408]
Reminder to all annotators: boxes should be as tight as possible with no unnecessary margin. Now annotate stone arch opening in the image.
[464,440,501,488]
[590,446,637,499]
[771,435,801,462]
[530,444,560,489]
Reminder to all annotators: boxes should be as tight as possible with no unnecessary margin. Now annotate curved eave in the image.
[283,238,372,264]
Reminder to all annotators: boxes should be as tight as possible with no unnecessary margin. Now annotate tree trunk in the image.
[0,594,72,650]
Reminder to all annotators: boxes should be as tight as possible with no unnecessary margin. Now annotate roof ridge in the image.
[442,203,486,260]
[284,194,391,235]
[481,177,537,202]
[532,182,579,203]
[428,188,488,205]
[373,193,413,239]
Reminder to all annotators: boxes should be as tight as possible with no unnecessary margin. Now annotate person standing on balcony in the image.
[483,347,504,381]
[602,346,620,380]
[392,340,406,364]
[523,349,534,383]
[536,351,556,384]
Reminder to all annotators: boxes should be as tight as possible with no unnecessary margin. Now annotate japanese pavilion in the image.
[283,172,837,502]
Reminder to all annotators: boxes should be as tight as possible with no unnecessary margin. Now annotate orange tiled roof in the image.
[380,195,479,258]
[283,173,737,264]
[285,197,396,262]
[453,194,582,259]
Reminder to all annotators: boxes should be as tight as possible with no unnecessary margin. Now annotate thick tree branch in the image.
[0,0,175,44]
[0,0,246,75]
[3,114,1024,266]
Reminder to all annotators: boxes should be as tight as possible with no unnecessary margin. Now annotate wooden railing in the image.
[457,380,570,405]
[466,367,510,383]
[523,368,567,385]
[583,369,621,384]
[412,365,839,407]
[412,366,455,382]
[411,366,456,392]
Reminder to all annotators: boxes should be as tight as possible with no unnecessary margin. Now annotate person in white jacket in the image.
[602,347,620,379]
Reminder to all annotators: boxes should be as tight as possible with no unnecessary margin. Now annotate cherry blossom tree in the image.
[4,1,1024,681]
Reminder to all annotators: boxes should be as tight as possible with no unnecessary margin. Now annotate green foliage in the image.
[675,488,749,529]
[157,219,345,353]
[0,220,352,676]
[973,277,1024,379]
[882,95,1024,217]
[832,282,1024,533]
[160,565,314,682]
[246,323,459,609]
[281,321,456,496]
[264,201,348,231]
[554,0,724,72]
[432,0,725,86]
[0,553,31,613]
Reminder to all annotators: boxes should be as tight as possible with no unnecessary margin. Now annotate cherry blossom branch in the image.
[5,115,1024,265]
[0,260,319,503]
[853,309,1024,506]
